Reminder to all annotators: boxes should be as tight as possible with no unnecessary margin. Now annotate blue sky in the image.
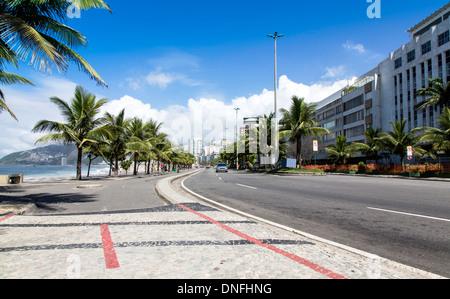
[1,0,449,156]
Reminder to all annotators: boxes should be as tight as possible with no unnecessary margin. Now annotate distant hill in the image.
[0,144,92,165]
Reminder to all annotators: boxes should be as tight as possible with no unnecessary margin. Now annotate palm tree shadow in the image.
[0,191,97,213]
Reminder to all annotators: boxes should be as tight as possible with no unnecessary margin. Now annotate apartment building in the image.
[315,2,450,160]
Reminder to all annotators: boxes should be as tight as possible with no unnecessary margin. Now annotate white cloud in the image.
[0,76,77,156]
[343,40,367,54]
[103,75,352,145]
[145,68,175,89]
[130,67,202,90]
[0,74,353,157]
[322,65,347,79]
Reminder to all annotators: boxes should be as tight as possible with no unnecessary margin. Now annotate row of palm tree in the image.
[276,76,450,167]
[32,85,196,180]
[1,0,111,121]
[230,89,448,168]
[325,109,450,166]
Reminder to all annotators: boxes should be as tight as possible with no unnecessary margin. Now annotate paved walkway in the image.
[0,170,445,279]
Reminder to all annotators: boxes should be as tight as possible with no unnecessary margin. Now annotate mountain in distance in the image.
[0,144,96,165]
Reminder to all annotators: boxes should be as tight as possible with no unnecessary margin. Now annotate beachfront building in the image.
[314,2,450,162]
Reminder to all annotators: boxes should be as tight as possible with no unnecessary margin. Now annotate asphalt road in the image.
[183,169,450,278]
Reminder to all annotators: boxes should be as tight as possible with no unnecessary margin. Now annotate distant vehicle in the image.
[216,163,228,173]
[206,165,210,169]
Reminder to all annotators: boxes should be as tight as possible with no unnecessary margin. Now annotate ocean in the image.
[0,165,111,180]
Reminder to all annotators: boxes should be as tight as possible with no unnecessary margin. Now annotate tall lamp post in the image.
[234,107,240,169]
[267,32,283,168]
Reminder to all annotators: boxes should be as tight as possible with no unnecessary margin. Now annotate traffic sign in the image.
[313,140,318,152]
[407,146,413,157]
[407,156,413,161]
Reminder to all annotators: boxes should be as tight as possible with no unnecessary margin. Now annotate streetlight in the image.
[234,107,240,169]
[267,32,283,167]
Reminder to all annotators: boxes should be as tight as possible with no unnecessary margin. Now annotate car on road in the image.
[216,163,228,173]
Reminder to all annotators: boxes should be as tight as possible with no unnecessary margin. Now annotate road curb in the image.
[154,169,203,205]
[160,169,446,279]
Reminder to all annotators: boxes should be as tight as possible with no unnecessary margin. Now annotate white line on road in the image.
[236,183,257,190]
[367,207,450,223]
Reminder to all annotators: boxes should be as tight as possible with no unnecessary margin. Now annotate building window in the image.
[427,59,433,80]
[322,108,335,120]
[343,95,363,111]
[407,50,416,63]
[438,54,443,79]
[422,41,431,55]
[421,62,426,88]
[344,125,365,138]
[344,110,364,125]
[446,51,450,82]
[395,57,402,69]
[438,31,449,47]
[323,120,336,130]
[414,110,418,128]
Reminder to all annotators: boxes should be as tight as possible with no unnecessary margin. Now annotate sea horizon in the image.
[0,164,111,180]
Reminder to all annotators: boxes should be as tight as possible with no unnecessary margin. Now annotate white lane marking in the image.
[367,207,450,223]
[236,183,257,190]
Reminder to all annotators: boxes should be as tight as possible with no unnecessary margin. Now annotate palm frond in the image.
[0,12,67,73]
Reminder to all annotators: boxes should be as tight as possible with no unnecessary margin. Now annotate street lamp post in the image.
[267,32,283,168]
[234,107,240,170]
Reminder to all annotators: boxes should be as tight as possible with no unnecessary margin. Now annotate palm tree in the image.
[143,119,164,174]
[280,96,331,166]
[154,137,173,172]
[0,0,111,119]
[126,117,152,175]
[419,107,450,154]
[32,85,109,180]
[325,135,358,165]
[352,127,383,164]
[379,119,425,168]
[416,78,450,110]
[103,109,128,176]
[0,68,35,120]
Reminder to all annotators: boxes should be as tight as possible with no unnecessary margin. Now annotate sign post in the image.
[407,146,413,177]
[313,140,318,169]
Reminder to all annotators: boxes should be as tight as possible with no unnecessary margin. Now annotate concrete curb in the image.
[326,172,450,182]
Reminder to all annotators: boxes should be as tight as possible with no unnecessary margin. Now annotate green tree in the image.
[419,107,450,154]
[325,134,358,165]
[103,109,128,176]
[280,96,331,166]
[126,117,152,175]
[143,119,164,174]
[416,78,450,110]
[352,127,383,163]
[32,85,109,180]
[0,0,111,119]
[120,159,133,175]
[379,119,425,168]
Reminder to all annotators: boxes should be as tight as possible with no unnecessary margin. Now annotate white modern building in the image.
[187,138,203,157]
[315,2,450,161]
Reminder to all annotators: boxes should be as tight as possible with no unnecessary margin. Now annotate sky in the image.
[1,0,449,157]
